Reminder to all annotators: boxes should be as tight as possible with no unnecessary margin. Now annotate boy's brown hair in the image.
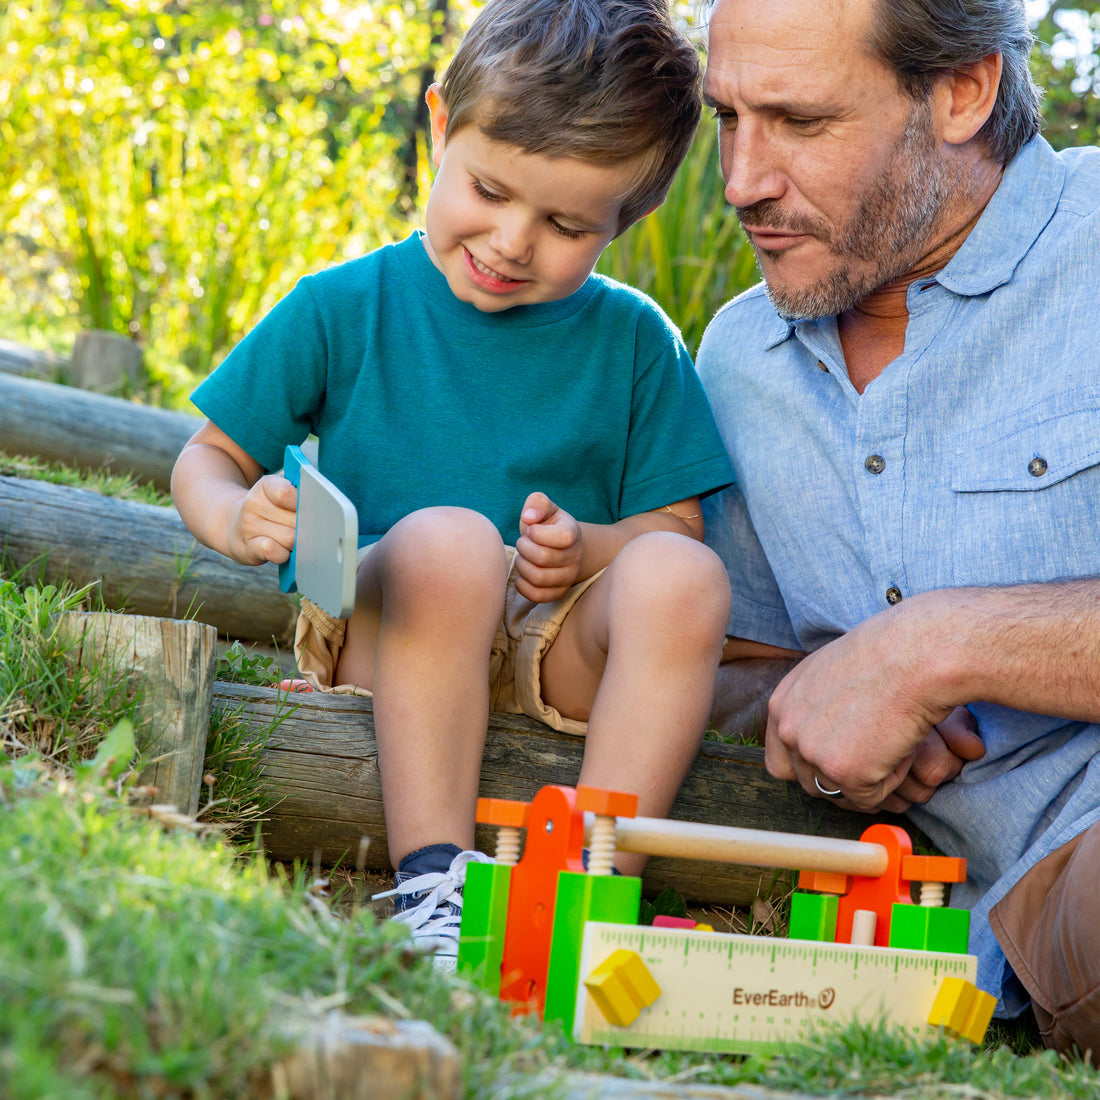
[440,0,702,232]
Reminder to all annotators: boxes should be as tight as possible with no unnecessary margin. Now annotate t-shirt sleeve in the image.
[189,278,329,472]
[617,308,734,516]
[702,479,802,651]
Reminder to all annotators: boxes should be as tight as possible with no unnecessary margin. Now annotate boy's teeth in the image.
[473,254,517,281]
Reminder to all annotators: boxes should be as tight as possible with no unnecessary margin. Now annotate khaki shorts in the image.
[293,545,601,734]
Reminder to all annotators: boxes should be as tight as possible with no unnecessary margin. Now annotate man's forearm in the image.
[907,579,1100,722]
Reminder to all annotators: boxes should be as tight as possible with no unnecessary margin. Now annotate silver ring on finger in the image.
[813,774,844,798]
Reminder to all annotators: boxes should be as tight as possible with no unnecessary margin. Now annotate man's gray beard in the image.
[755,102,965,322]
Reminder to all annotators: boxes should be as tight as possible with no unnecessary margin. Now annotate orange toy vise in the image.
[497,784,586,1014]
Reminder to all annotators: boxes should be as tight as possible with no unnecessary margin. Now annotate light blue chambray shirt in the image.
[698,136,1100,1016]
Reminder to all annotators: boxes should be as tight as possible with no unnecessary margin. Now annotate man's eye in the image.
[710,108,737,129]
[472,179,504,202]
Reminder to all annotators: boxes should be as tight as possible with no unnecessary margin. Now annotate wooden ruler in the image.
[573,922,976,1054]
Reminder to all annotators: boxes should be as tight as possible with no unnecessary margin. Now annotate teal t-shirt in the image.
[192,232,733,546]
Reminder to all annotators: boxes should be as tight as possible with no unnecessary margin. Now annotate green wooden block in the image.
[456,860,512,993]
[788,891,838,942]
[888,902,970,955]
[542,871,641,1034]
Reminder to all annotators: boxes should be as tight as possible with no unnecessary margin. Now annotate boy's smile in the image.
[422,90,639,312]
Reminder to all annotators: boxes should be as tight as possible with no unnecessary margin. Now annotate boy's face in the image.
[423,89,639,311]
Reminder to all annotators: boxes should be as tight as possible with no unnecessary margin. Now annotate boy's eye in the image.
[472,178,504,202]
[549,219,586,240]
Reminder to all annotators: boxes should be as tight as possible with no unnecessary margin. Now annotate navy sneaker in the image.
[373,844,493,971]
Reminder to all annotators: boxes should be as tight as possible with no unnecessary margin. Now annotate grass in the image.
[0,449,171,507]
[3,576,1100,1098]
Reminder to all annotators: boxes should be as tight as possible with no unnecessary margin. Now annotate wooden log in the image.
[0,475,299,645]
[0,337,61,380]
[0,372,201,492]
[68,329,144,393]
[213,682,903,907]
[57,611,217,815]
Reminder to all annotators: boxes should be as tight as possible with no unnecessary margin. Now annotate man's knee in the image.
[994,822,1100,1067]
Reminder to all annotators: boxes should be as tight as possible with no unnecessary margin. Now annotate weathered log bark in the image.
[0,475,299,645]
[0,372,201,491]
[57,611,217,815]
[0,337,60,380]
[213,682,899,907]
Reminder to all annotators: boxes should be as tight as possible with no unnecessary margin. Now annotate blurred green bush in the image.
[0,0,471,404]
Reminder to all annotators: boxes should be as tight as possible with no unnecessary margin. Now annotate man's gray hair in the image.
[865,0,1041,165]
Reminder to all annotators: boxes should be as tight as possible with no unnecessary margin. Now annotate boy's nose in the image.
[489,214,534,264]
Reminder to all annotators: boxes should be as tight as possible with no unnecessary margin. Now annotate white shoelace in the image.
[373,849,493,955]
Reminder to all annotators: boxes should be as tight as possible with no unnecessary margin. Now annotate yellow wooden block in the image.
[584,948,662,1027]
[694,922,714,933]
[928,976,997,1043]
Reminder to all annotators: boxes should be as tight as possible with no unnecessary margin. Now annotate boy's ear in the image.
[426,82,449,167]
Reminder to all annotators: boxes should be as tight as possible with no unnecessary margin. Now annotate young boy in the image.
[172,0,734,966]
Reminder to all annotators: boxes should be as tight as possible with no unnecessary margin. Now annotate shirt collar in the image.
[763,135,1066,348]
[936,135,1065,297]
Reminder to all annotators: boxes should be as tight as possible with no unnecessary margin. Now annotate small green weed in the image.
[216,640,280,687]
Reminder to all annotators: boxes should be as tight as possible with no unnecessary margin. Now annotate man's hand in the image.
[883,707,985,811]
[763,606,960,811]
[515,491,582,602]
[225,473,298,565]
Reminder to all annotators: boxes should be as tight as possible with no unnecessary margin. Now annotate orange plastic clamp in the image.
[476,797,530,829]
[901,854,967,883]
[575,786,639,818]
[798,869,853,895]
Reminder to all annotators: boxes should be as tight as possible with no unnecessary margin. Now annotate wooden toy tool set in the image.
[456,784,996,1054]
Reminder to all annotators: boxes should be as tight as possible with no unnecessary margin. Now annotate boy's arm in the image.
[514,491,704,603]
[171,421,297,566]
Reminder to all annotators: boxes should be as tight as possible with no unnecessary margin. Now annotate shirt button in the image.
[817,360,829,372]
[865,454,885,474]
[886,586,903,605]
[1028,456,1048,477]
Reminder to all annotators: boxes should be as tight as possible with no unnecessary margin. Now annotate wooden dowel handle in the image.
[595,815,889,878]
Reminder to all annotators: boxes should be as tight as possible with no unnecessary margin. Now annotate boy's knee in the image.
[612,532,731,629]
[380,507,507,596]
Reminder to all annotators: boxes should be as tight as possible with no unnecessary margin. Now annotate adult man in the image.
[699,0,1100,1062]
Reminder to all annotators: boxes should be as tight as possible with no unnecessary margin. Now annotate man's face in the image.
[705,0,965,319]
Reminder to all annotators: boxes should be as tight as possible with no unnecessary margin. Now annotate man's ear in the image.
[426,82,448,167]
[936,52,1002,147]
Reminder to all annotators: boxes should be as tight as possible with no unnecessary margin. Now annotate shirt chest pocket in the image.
[950,394,1100,588]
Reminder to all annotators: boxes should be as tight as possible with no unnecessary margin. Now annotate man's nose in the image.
[719,121,785,209]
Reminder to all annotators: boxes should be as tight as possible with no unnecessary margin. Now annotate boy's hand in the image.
[515,492,582,602]
[226,474,298,566]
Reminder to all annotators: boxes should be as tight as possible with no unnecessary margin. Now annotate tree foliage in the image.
[1031,1,1100,149]
[0,0,474,400]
